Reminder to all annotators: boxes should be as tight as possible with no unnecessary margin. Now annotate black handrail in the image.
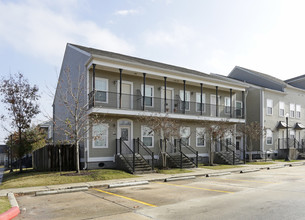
[177,139,198,167]
[135,138,154,170]
[116,138,135,173]
[215,139,238,165]
[160,139,180,168]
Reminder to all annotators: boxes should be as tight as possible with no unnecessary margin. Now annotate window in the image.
[290,130,295,139]
[141,126,154,148]
[290,103,295,118]
[225,97,231,114]
[279,102,285,117]
[267,99,273,115]
[196,128,205,147]
[95,78,108,102]
[224,132,232,145]
[93,123,108,148]
[180,90,190,111]
[180,127,190,145]
[236,101,242,117]
[296,104,301,118]
[266,129,273,145]
[141,85,154,107]
[196,93,205,112]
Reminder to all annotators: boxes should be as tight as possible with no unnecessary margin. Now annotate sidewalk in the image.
[0,161,304,197]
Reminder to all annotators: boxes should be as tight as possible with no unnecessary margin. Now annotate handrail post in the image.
[294,138,296,148]
[152,152,154,171]
[137,138,140,153]
[180,151,183,169]
[233,151,235,165]
[119,138,122,154]
[133,146,135,173]
[179,139,182,152]
[196,151,198,167]
[278,138,280,150]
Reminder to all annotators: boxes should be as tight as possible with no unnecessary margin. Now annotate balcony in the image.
[88,91,244,119]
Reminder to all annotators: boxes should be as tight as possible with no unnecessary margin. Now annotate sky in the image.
[1,0,305,143]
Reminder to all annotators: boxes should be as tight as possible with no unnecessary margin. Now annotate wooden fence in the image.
[33,145,76,171]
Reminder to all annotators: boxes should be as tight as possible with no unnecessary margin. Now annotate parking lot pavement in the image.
[15,165,305,220]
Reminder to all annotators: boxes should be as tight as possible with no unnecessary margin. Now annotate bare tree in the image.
[198,120,234,166]
[139,114,181,168]
[0,73,40,172]
[54,66,104,173]
[237,121,265,162]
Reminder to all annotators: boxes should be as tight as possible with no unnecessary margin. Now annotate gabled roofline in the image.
[285,74,305,83]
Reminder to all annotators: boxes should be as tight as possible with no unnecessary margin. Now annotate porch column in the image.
[143,73,146,111]
[119,69,122,109]
[230,88,232,118]
[216,86,219,117]
[92,63,96,92]
[200,83,203,116]
[242,91,245,119]
[183,80,186,114]
[164,77,167,112]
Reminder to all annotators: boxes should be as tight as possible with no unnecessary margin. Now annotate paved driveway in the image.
[15,165,305,220]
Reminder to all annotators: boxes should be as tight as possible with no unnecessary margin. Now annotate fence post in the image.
[120,138,122,154]
[196,151,198,167]
[152,152,154,171]
[180,151,183,169]
[133,146,135,173]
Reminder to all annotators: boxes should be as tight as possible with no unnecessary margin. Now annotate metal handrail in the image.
[177,139,198,167]
[135,138,154,170]
[116,138,135,173]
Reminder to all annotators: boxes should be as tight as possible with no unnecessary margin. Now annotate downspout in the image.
[260,90,265,152]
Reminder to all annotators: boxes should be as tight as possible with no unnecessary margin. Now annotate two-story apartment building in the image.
[53,43,247,171]
[229,66,305,158]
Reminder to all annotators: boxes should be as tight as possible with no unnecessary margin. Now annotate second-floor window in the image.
[267,99,273,115]
[180,90,190,111]
[95,77,108,103]
[279,101,285,117]
[290,103,295,118]
[141,85,154,107]
[196,93,205,112]
[296,104,301,118]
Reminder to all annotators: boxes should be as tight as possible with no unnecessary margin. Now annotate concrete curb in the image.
[165,176,196,182]
[240,168,260,173]
[35,187,88,196]
[288,162,304,167]
[108,181,149,188]
[267,165,285,170]
[206,172,231,177]
[0,193,20,220]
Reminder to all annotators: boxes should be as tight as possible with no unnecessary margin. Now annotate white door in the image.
[161,88,173,113]
[122,83,132,109]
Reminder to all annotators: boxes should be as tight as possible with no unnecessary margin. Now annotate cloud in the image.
[0,0,134,66]
[115,9,138,16]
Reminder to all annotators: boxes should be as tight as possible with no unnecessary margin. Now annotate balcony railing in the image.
[88,91,244,119]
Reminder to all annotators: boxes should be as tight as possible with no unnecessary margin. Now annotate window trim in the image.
[141,125,154,148]
[95,77,108,103]
[266,99,273,116]
[296,104,301,119]
[279,101,285,117]
[290,103,295,118]
[93,123,109,148]
[141,84,154,108]
[266,129,273,145]
[195,93,206,113]
[179,90,191,111]
[196,127,205,147]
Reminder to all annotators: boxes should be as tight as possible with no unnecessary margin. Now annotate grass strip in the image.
[0,196,11,213]
[0,169,135,189]
[246,162,275,165]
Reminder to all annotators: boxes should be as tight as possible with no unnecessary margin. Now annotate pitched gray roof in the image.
[69,43,211,78]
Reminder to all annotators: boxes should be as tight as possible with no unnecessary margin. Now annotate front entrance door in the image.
[117,119,133,153]
[161,88,173,113]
